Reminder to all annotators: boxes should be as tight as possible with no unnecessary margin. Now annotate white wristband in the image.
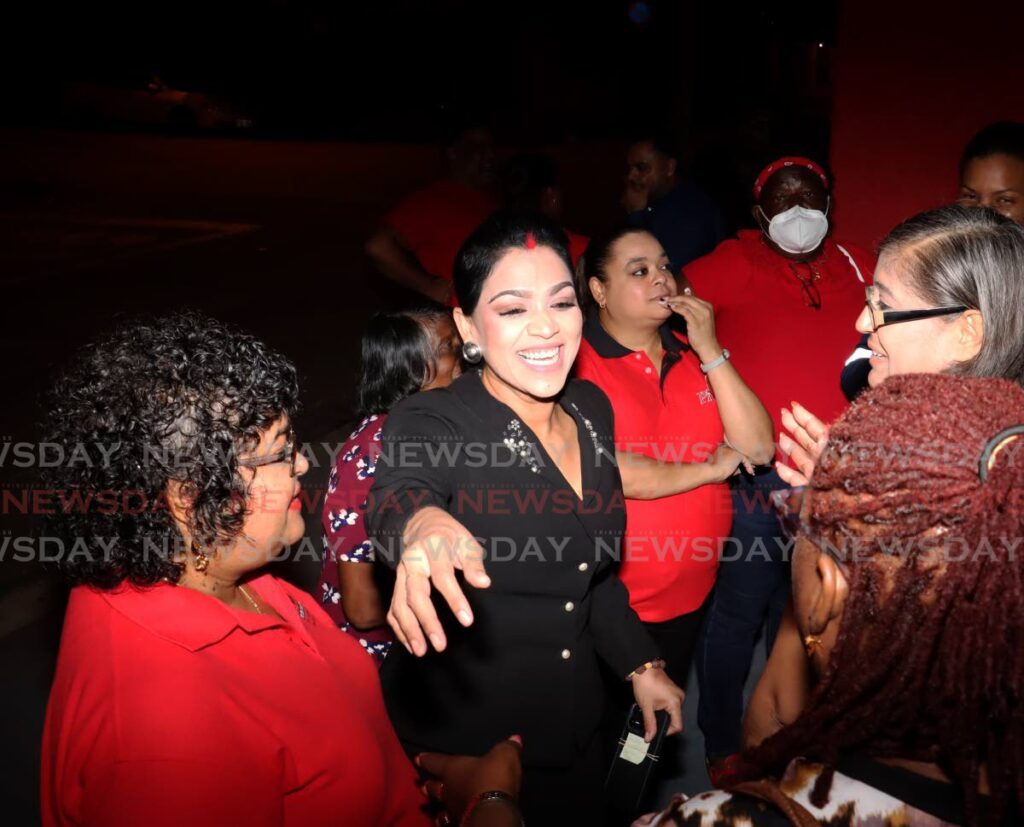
[700,349,730,374]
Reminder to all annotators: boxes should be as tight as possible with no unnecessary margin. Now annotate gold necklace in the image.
[238,584,262,614]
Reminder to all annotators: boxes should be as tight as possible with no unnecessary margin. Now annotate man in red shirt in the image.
[681,157,874,781]
[366,124,499,305]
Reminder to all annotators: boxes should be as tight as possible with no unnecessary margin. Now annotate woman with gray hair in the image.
[745,204,1024,758]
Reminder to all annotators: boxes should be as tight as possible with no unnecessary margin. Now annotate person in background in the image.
[841,119,1024,399]
[622,134,725,272]
[574,227,773,693]
[745,205,1024,756]
[501,152,589,266]
[682,156,874,785]
[39,313,520,827]
[640,373,1024,826]
[318,306,461,665]
[366,121,499,305]
[957,120,1024,225]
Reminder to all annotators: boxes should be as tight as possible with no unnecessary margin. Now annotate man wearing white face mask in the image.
[680,156,874,787]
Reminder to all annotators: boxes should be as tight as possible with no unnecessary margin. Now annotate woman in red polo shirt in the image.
[574,228,773,691]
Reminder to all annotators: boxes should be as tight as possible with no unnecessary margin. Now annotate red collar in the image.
[96,573,294,652]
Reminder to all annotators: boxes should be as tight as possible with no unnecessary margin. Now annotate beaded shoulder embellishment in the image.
[502,418,542,473]
[569,402,613,462]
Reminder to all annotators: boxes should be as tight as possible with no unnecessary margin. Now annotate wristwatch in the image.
[700,349,730,374]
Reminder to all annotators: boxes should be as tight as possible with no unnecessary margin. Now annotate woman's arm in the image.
[664,292,775,465]
[617,444,742,499]
[589,565,684,739]
[338,563,386,630]
[742,602,811,749]
[367,403,490,655]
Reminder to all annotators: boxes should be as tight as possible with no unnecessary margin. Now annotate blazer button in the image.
[578,562,589,572]
[561,648,572,660]
[564,601,575,612]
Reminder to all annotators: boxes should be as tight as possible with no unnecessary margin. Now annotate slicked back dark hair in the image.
[959,121,1024,176]
[575,226,652,310]
[453,209,572,315]
[42,313,299,589]
[355,305,449,419]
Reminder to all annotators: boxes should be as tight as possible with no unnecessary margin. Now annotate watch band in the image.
[700,348,730,374]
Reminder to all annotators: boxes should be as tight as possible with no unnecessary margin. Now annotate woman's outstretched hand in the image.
[776,401,829,487]
[388,506,491,656]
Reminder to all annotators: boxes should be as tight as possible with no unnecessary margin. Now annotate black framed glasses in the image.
[237,431,298,477]
[864,285,967,332]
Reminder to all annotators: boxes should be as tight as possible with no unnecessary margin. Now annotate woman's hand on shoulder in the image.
[418,736,523,826]
[388,506,491,656]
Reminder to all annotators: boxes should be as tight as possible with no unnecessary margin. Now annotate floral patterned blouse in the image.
[317,414,393,665]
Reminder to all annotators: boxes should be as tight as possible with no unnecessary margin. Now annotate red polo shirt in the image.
[385,179,498,285]
[41,575,428,827]
[684,231,874,447]
[574,312,732,621]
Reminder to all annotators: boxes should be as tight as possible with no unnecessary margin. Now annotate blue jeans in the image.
[697,468,791,759]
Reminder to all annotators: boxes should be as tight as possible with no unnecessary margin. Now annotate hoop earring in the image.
[803,634,822,656]
[462,341,482,364]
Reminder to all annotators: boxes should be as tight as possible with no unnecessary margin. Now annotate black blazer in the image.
[368,372,657,767]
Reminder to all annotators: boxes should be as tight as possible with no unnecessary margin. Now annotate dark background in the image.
[3,0,1023,824]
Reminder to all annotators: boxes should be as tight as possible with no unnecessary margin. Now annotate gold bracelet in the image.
[626,658,666,681]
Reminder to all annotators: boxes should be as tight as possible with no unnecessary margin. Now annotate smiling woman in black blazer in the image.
[368,211,684,825]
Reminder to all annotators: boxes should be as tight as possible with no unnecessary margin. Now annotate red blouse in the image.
[41,574,428,827]
[574,313,732,621]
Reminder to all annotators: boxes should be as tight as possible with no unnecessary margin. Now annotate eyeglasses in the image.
[788,262,822,310]
[771,486,847,567]
[237,431,299,477]
[863,285,967,332]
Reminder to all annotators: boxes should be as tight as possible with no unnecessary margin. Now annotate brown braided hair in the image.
[747,373,1024,825]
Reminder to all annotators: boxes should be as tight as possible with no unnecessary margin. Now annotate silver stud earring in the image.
[462,341,482,364]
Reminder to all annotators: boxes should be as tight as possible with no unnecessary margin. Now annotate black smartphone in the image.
[604,703,670,813]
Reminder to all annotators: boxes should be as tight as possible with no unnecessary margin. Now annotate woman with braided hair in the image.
[639,372,1024,826]
[743,204,1024,766]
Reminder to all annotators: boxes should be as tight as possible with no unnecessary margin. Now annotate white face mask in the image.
[760,201,830,254]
